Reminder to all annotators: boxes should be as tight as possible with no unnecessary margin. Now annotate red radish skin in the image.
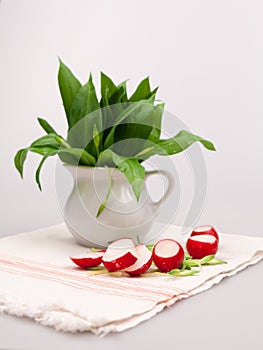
[191,225,219,241]
[102,238,138,272]
[125,244,153,276]
[186,234,218,259]
[153,239,185,272]
[70,252,104,268]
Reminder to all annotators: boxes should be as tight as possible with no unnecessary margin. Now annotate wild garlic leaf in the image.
[96,149,115,167]
[14,148,28,178]
[30,134,62,149]
[113,103,155,157]
[118,80,128,103]
[136,130,216,160]
[37,118,58,135]
[68,75,103,157]
[58,148,96,166]
[129,77,151,102]
[100,72,118,103]
[35,150,58,191]
[96,167,112,218]
[157,130,216,154]
[112,152,145,201]
[69,74,101,129]
[103,101,152,150]
[147,103,164,142]
[58,59,82,127]
[30,146,60,156]
[149,86,159,100]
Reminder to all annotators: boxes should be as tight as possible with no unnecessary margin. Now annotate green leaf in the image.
[169,269,199,277]
[30,146,59,156]
[118,80,128,103]
[68,74,103,157]
[200,256,228,265]
[69,74,101,128]
[136,130,216,160]
[129,77,151,102]
[14,148,28,178]
[146,244,154,252]
[199,255,215,265]
[58,59,82,127]
[35,150,58,191]
[58,148,96,166]
[147,103,164,142]
[103,101,152,150]
[97,149,115,167]
[100,72,117,102]
[93,124,100,150]
[37,118,58,135]
[97,150,145,200]
[30,134,62,149]
[110,85,126,105]
[185,260,200,268]
[149,86,159,100]
[111,153,145,200]
[96,166,112,217]
[113,103,155,157]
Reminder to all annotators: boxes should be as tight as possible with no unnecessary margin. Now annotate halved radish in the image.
[186,234,218,259]
[125,244,153,276]
[102,238,138,272]
[70,252,104,268]
[152,239,185,272]
[191,225,219,241]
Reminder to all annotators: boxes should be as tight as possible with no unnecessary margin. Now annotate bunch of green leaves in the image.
[14,59,216,214]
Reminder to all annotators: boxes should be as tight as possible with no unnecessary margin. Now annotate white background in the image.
[0,1,263,349]
[1,0,262,237]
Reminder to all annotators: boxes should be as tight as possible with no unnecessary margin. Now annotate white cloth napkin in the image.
[0,223,262,336]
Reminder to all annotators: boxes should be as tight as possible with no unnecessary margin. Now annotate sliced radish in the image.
[191,225,219,241]
[102,238,138,272]
[125,244,153,276]
[70,252,104,268]
[152,239,185,272]
[186,234,218,259]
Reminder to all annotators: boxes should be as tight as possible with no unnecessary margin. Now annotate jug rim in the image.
[63,164,127,180]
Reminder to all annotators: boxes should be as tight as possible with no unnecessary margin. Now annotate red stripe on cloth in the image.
[0,255,190,303]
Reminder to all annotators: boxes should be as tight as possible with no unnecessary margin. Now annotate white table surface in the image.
[0,221,262,350]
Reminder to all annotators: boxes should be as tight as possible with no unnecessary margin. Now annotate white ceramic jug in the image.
[64,165,174,247]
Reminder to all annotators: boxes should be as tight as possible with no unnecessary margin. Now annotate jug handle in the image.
[145,170,174,208]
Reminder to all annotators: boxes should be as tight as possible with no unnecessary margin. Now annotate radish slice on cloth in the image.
[191,225,219,241]
[186,234,218,259]
[152,239,185,272]
[102,238,138,272]
[125,244,153,276]
[70,252,104,268]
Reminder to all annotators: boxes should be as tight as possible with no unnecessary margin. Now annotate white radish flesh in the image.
[102,238,137,272]
[125,244,153,276]
[191,225,219,241]
[153,239,185,272]
[186,234,218,259]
